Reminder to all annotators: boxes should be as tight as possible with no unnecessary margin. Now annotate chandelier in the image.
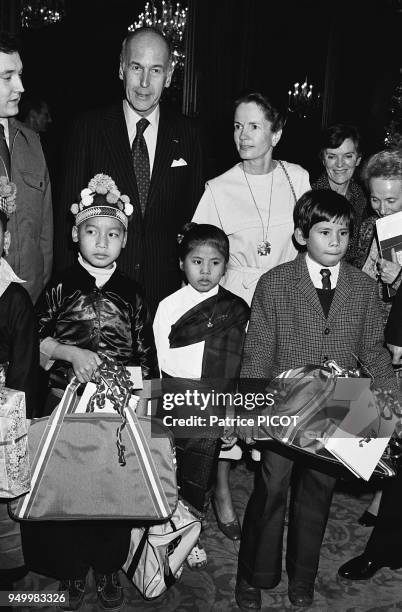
[128,1,188,68]
[288,77,320,120]
[21,0,66,29]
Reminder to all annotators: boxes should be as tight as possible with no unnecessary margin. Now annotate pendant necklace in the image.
[200,291,219,328]
[242,162,274,256]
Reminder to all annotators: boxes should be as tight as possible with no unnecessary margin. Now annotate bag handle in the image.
[15,377,81,519]
[126,527,150,579]
[124,406,174,519]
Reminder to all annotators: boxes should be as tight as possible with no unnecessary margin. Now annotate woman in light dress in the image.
[192,91,310,534]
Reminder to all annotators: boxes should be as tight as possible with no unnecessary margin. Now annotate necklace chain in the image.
[242,162,275,256]
[198,291,220,328]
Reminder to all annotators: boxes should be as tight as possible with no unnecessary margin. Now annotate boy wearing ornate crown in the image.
[23,174,158,611]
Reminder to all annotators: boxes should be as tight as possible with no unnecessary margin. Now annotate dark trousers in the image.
[365,465,402,565]
[21,521,131,580]
[238,442,336,588]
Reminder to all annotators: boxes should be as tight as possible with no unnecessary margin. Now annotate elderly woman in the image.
[312,124,367,260]
[353,149,402,318]
[193,91,310,306]
[351,148,402,526]
[192,91,310,541]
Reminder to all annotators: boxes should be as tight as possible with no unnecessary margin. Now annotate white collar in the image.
[78,253,116,287]
[185,283,219,304]
[0,257,24,298]
[123,100,159,135]
[305,253,340,289]
[0,118,9,146]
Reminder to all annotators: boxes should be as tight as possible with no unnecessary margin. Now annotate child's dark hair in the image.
[178,223,229,263]
[294,189,354,238]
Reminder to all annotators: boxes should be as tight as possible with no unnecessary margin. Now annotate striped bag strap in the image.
[125,407,173,519]
[278,160,297,205]
[14,378,81,519]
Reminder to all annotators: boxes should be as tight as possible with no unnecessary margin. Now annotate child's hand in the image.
[220,434,238,449]
[69,347,102,383]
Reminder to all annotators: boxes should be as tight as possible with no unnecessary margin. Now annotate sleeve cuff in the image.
[40,337,58,370]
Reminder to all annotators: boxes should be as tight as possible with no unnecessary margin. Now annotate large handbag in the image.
[11,375,177,521]
[239,363,401,480]
[122,499,201,600]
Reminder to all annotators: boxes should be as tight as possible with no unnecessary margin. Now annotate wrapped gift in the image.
[0,387,30,498]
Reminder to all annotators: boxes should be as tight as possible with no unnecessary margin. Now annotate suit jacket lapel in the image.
[101,104,142,223]
[327,261,351,321]
[147,107,178,211]
[294,254,324,319]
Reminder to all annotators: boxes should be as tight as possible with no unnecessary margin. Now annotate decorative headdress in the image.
[70,174,134,229]
[0,176,17,219]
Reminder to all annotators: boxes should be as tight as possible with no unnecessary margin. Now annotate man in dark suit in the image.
[54,27,203,314]
[235,190,398,610]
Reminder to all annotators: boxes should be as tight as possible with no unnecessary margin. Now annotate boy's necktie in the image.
[320,268,331,290]
[0,123,10,178]
[132,118,150,216]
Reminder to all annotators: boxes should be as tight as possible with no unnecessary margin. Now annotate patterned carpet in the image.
[13,457,402,612]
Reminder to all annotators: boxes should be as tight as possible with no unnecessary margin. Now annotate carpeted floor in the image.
[13,458,402,612]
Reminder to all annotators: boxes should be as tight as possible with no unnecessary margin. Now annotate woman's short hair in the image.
[234,91,285,133]
[319,124,361,159]
[361,149,402,188]
[294,189,354,238]
[178,223,229,263]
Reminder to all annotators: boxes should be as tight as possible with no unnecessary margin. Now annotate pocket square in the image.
[171,158,187,167]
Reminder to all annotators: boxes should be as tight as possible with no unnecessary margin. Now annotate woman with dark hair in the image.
[193,91,310,306]
[192,92,310,539]
[312,124,367,260]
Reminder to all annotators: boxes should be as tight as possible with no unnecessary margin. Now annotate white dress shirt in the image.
[0,118,9,147]
[305,253,340,288]
[123,100,159,175]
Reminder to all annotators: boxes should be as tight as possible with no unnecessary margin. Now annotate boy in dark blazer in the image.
[235,189,398,610]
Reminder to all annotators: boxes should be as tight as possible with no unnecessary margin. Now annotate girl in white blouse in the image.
[153,223,249,568]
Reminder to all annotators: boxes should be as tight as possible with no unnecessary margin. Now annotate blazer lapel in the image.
[147,108,178,212]
[294,255,325,319]
[101,104,142,224]
[327,261,351,321]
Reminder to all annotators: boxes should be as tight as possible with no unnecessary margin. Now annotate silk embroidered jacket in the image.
[36,262,159,384]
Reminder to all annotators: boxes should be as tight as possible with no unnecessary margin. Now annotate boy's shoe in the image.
[235,574,261,610]
[288,580,314,607]
[95,572,125,611]
[58,577,86,611]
